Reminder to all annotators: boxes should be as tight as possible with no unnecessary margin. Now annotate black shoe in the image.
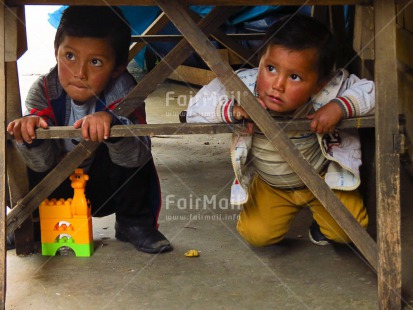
[115,222,172,254]
[309,221,332,246]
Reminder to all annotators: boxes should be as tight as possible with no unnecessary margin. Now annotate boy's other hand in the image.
[233,97,267,121]
[233,105,250,121]
[306,102,343,134]
[73,111,112,142]
[7,116,48,144]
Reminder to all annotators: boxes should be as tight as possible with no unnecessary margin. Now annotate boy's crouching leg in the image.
[236,210,286,247]
[311,189,368,244]
[235,176,297,247]
[88,145,172,254]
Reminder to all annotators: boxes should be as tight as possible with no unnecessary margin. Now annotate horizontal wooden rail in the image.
[9,116,375,140]
[132,33,265,42]
[5,0,373,6]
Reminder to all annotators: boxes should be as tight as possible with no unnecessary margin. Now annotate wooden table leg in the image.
[114,6,241,117]
[0,4,7,307]
[374,0,402,308]
[6,141,34,255]
[5,61,35,255]
[5,6,33,255]
[187,10,258,67]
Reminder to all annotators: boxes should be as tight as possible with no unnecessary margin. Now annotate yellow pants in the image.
[236,175,368,247]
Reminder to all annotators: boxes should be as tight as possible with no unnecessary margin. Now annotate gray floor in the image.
[6,81,413,310]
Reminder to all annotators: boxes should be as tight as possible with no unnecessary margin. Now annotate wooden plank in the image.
[6,143,34,255]
[402,0,413,33]
[5,6,27,62]
[398,67,413,160]
[5,61,34,255]
[0,4,6,307]
[5,0,373,6]
[374,0,402,309]
[114,6,240,117]
[169,49,229,85]
[4,5,34,256]
[353,5,375,61]
[132,33,265,42]
[7,6,241,234]
[32,123,243,139]
[128,12,170,62]
[5,62,21,124]
[169,65,220,85]
[12,117,376,140]
[396,27,413,70]
[168,46,255,85]
[187,10,258,67]
[209,31,258,67]
[156,0,378,270]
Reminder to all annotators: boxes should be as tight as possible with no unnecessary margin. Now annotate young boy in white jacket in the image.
[186,14,375,247]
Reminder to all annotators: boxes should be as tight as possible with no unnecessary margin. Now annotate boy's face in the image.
[256,45,325,114]
[55,35,124,104]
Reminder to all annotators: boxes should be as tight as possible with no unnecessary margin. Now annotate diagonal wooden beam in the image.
[6,61,35,255]
[187,10,258,67]
[6,6,240,234]
[128,12,170,62]
[210,30,258,67]
[155,0,378,270]
[114,6,240,117]
[5,1,374,7]
[6,140,100,233]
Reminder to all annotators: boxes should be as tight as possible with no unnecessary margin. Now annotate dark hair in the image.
[260,14,337,81]
[54,6,131,67]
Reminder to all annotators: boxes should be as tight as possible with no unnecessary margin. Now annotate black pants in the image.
[29,144,157,227]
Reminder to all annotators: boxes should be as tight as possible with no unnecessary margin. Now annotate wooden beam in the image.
[6,140,100,234]
[374,0,402,309]
[5,62,22,124]
[132,33,265,42]
[115,6,240,117]
[5,6,27,62]
[155,0,378,270]
[5,0,373,6]
[0,4,7,307]
[353,5,375,61]
[128,12,170,62]
[31,123,244,139]
[6,61,34,255]
[209,31,258,67]
[168,64,220,85]
[6,142,34,255]
[12,117,376,140]
[396,27,413,70]
[187,10,258,67]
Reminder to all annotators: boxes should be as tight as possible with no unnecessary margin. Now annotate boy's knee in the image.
[236,218,284,247]
[319,189,369,244]
[321,214,368,244]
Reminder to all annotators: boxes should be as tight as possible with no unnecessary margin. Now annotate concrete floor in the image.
[6,80,413,310]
